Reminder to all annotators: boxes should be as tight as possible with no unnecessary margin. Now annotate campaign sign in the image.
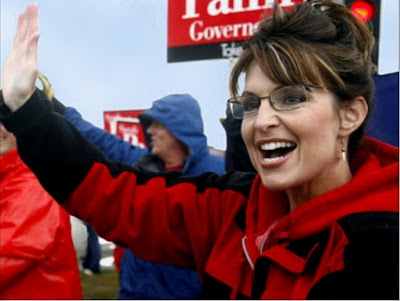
[167,0,304,62]
[103,110,147,148]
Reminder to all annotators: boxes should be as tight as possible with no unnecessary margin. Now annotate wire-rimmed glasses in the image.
[227,84,323,119]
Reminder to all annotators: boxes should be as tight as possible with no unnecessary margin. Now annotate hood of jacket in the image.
[244,137,399,246]
[139,94,209,172]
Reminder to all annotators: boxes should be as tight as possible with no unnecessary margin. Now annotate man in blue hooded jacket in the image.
[40,75,225,299]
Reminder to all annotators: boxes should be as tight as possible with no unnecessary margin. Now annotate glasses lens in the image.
[241,95,260,118]
[272,85,308,111]
[229,95,260,119]
[228,100,244,119]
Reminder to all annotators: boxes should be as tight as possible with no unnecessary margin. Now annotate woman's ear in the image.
[339,96,368,136]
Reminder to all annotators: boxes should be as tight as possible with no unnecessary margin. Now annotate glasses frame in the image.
[227,84,323,119]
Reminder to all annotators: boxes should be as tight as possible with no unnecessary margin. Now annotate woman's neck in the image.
[286,162,353,212]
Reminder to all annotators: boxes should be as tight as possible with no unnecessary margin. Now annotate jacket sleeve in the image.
[51,96,148,164]
[0,90,250,270]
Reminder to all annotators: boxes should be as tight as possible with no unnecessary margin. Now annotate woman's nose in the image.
[254,100,280,130]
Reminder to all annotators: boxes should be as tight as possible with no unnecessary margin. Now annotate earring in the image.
[341,138,346,162]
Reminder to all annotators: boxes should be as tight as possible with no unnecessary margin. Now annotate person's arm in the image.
[37,72,148,165]
[1,87,252,270]
[0,4,251,270]
[52,96,148,165]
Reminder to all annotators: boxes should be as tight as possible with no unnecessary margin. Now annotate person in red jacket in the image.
[0,1,398,299]
[0,122,82,299]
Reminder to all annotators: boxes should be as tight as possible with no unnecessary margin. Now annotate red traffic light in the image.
[350,0,377,22]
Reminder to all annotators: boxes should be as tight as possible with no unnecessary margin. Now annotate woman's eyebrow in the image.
[241,91,257,96]
[241,85,282,97]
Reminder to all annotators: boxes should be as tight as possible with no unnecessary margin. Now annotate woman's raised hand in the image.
[2,3,40,112]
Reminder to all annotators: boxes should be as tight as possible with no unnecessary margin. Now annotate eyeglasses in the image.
[227,84,323,119]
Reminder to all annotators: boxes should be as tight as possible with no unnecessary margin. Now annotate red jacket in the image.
[64,137,398,299]
[0,149,82,299]
[0,92,398,299]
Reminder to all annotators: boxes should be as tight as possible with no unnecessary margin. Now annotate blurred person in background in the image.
[38,73,225,299]
[0,122,82,299]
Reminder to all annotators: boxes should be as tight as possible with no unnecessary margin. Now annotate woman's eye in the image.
[242,97,260,111]
[283,94,306,105]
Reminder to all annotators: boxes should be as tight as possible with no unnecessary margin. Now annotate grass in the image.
[80,269,120,299]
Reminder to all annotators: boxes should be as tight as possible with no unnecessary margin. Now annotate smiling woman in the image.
[0,0,398,300]
[237,61,359,208]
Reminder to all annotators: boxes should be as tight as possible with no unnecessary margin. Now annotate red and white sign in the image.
[103,110,147,148]
[167,0,304,62]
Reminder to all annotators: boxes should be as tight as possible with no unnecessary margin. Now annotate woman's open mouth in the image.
[260,141,297,163]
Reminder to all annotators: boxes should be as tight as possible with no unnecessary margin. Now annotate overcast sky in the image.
[1,0,398,150]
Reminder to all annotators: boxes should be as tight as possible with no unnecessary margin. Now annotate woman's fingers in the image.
[2,3,39,111]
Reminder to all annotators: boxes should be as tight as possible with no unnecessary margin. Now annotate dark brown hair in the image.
[229,0,376,155]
